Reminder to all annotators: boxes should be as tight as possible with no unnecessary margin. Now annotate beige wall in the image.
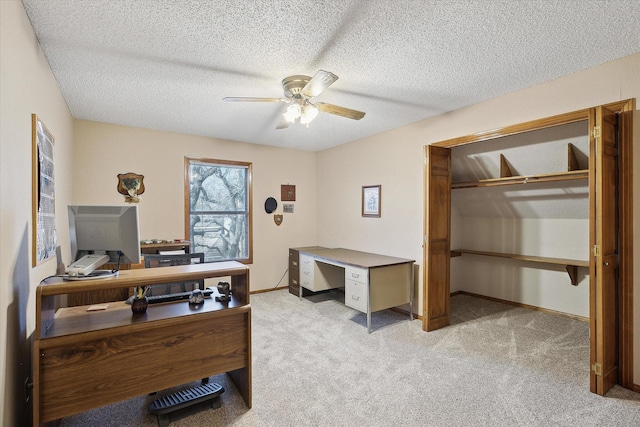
[453,218,590,317]
[71,120,318,291]
[317,52,640,383]
[0,2,75,425]
[1,3,316,424]
[2,1,639,423]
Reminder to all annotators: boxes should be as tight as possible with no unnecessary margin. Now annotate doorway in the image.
[422,99,634,395]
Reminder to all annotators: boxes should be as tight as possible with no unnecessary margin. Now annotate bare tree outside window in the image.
[185,158,252,263]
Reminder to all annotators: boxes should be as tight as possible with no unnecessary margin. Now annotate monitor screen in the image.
[68,205,141,266]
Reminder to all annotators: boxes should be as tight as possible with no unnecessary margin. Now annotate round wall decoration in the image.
[264,197,278,213]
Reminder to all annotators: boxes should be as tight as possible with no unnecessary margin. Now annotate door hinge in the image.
[592,363,602,376]
[591,126,601,139]
[592,245,600,257]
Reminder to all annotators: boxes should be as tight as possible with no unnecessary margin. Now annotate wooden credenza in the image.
[66,261,144,306]
[140,241,190,254]
[33,262,251,426]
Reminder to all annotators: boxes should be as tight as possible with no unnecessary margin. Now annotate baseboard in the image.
[453,291,589,323]
[250,286,288,295]
[251,289,590,323]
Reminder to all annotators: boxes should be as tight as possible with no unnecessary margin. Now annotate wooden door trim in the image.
[424,99,634,392]
[589,105,620,394]
[432,109,591,148]
[606,99,635,389]
[423,145,452,331]
[595,99,634,390]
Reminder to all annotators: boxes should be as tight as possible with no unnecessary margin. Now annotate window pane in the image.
[186,158,251,263]
[190,214,248,261]
[190,163,247,212]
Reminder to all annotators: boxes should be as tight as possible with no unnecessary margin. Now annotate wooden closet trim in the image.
[610,99,635,390]
[426,99,634,392]
[432,108,590,148]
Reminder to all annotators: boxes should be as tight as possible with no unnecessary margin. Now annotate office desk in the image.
[33,262,251,426]
[294,247,414,333]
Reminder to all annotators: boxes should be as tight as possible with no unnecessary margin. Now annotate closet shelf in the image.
[450,249,589,286]
[451,169,588,189]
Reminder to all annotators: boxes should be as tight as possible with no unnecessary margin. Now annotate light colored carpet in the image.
[60,291,640,426]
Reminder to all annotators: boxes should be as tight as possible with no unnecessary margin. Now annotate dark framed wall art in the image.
[281,184,296,201]
[32,114,56,266]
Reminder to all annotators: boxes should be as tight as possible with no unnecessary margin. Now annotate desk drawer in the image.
[345,266,367,283]
[300,276,314,290]
[345,279,368,312]
[288,266,299,295]
[300,268,313,281]
[299,254,314,279]
[289,249,299,268]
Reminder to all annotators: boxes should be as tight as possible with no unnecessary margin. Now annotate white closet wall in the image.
[449,121,590,318]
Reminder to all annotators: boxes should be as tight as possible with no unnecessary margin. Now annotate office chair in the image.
[144,252,205,295]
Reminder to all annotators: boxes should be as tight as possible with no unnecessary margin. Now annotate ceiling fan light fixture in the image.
[225,70,365,130]
[283,103,301,122]
[300,104,319,125]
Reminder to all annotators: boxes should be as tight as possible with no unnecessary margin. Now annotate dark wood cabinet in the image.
[288,248,300,296]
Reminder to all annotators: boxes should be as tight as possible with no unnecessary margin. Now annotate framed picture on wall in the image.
[362,185,381,218]
[32,114,57,266]
[281,184,296,201]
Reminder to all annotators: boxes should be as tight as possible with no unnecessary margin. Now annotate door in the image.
[589,105,619,395]
[423,145,452,331]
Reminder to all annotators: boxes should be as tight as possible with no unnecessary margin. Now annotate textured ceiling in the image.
[21,0,640,151]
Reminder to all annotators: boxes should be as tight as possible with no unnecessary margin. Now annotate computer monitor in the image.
[67,205,141,276]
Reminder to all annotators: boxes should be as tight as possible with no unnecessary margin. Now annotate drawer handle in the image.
[292,279,297,284]
[292,261,298,266]
[352,295,359,301]
[351,273,360,278]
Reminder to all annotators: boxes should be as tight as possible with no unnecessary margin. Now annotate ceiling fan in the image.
[223,70,366,129]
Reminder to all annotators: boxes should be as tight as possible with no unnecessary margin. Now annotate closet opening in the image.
[423,100,634,395]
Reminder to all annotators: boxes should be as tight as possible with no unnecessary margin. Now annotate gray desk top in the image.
[294,247,414,269]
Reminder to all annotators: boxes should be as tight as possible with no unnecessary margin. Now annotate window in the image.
[185,158,252,263]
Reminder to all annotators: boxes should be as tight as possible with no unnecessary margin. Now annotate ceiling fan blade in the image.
[316,102,366,120]
[301,70,338,98]
[223,97,285,103]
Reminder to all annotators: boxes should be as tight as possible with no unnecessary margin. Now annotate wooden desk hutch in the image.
[32,262,251,426]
